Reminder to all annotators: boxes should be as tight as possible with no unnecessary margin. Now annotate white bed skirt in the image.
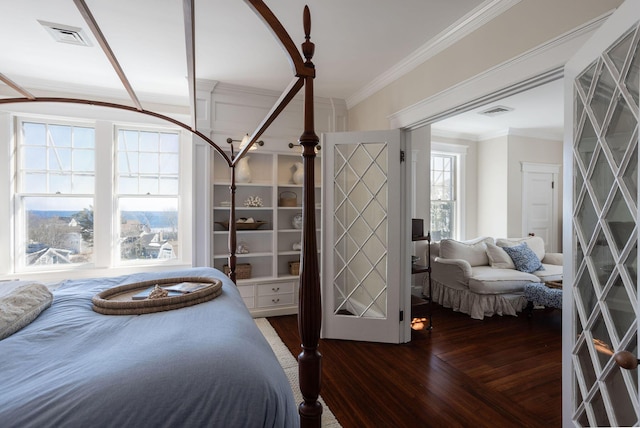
[430,279,528,320]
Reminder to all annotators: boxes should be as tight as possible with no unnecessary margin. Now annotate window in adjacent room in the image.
[16,119,96,268]
[116,127,180,262]
[430,152,456,241]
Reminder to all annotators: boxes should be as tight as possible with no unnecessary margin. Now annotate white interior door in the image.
[563,1,640,426]
[522,163,559,252]
[321,130,410,344]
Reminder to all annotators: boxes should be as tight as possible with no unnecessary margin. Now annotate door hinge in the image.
[399,310,404,322]
[552,181,554,189]
[400,150,405,163]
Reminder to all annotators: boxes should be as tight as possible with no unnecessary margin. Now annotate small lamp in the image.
[226,134,264,158]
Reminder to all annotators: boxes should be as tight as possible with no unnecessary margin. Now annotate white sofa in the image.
[425,236,563,320]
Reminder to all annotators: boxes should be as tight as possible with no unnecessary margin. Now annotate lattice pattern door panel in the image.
[572,24,640,426]
[332,142,388,319]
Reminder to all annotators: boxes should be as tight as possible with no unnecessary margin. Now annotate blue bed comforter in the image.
[0,267,298,428]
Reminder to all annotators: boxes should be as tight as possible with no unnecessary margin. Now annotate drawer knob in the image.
[272,298,280,303]
[272,287,280,292]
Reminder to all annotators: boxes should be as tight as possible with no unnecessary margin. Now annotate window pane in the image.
[23,146,46,170]
[431,201,455,241]
[119,197,178,261]
[73,127,95,149]
[139,131,159,152]
[24,196,94,266]
[23,122,46,145]
[139,153,159,173]
[49,125,72,147]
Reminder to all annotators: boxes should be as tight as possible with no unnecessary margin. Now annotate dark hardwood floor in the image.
[269,303,562,428]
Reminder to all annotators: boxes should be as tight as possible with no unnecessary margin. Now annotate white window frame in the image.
[1,112,193,282]
[431,142,467,240]
[14,116,97,272]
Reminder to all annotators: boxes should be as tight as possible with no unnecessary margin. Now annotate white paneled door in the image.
[564,1,640,426]
[321,130,411,344]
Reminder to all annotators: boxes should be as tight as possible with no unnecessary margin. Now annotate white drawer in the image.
[257,282,295,296]
[237,284,255,298]
[257,293,295,308]
[242,297,255,309]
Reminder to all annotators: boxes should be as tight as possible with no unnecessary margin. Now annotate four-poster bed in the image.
[0,1,323,426]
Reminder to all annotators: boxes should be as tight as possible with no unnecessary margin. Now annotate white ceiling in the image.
[0,0,562,138]
[431,78,564,141]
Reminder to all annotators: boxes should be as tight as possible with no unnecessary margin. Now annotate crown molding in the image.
[389,10,613,130]
[345,0,521,109]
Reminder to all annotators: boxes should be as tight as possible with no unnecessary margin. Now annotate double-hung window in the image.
[116,127,180,262]
[17,119,96,269]
[430,153,456,241]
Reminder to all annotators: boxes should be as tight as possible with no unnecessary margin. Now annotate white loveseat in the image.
[426,236,563,320]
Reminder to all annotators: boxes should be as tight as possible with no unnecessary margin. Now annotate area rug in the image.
[255,318,342,428]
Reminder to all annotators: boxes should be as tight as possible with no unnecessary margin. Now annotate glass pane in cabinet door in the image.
[589,150,615,209]
[604,94,637,166]
[604,275,634,342]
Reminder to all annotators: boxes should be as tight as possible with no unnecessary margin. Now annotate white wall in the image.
[478,136,509,237]
[506,134,563,239]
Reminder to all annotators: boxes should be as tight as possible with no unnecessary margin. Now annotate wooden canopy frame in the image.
[0,1,323,426]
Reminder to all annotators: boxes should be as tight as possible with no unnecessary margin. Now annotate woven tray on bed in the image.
[92,276,223,315]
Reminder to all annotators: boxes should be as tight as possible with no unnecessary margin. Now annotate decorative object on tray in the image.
[148,285,169,299]
[237,241,250,254]
[292,241,302,251]
[279,191,297,207]
[292,162,304,184]
[289,261,300,275]
[92,277,223,315]
[223,263,252,279]
[215,218,268,230]
[292,212,303,229]
[243,195,263,207]
[236,156,252,183]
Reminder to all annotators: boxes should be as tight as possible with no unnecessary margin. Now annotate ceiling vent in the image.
[38,20,92,47]
[478,105,513,117]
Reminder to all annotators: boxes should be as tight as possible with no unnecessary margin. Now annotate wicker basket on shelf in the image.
[279,191,297,207]
[223,263,252,279]
[288,261,300,275]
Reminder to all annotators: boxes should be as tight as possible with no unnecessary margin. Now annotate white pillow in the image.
[439,237,493,267]
[485,242,516,269]
[496,236,545,261]
[0,282,53,340]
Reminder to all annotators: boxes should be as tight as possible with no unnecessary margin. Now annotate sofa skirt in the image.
[430,279,528,320]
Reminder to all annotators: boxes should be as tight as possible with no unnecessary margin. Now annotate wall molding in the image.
[388,10,614,131]
[346,0,522,109]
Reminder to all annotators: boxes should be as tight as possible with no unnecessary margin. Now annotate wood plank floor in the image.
[268,303,562,428]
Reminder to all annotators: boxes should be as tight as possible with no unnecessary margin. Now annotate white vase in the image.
[292,212,303,229]
[292,162,304,184]
[236,156,251,183]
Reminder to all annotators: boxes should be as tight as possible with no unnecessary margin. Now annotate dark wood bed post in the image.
[297,6,322,428]
[228,165,237,284]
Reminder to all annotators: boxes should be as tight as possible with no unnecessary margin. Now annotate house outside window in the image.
[430,153,456,241]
